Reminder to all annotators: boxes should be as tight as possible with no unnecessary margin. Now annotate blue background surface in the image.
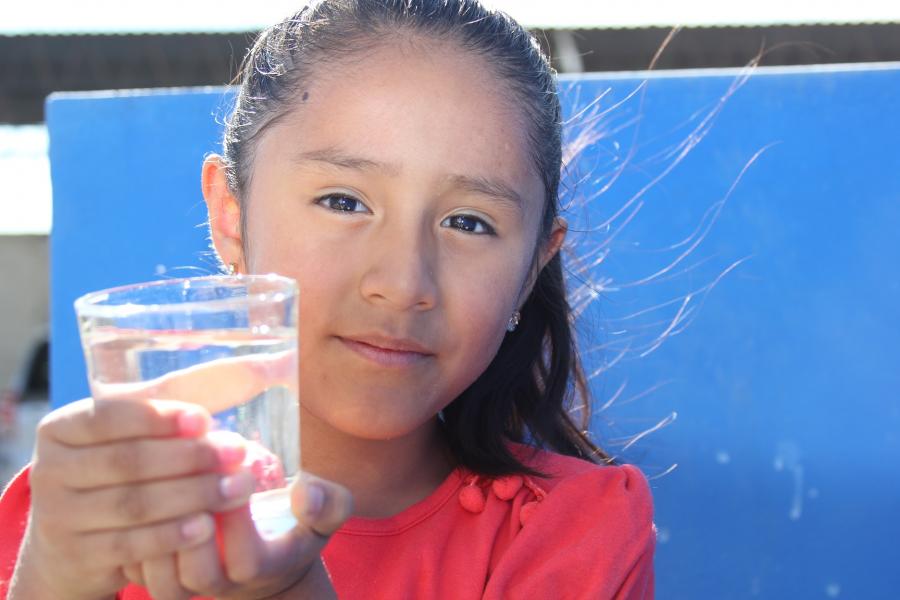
[47,64,900,598]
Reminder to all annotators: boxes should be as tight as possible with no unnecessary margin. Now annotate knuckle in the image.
[33,499,65,529]
[89,400,116,433]
[34,412,56,440]
[229,553,264,584]
[27,457,53,491]
[106,442,143,480]
[29,480,70,528]
[168,474,220,514]
[115,486,149,523]
[182,563,221,593]
[32,445,79,489]
[191,441,219,473]
[107,529,139,565]
[29,508,67,542]
[149,521,181,555]
[35,398,89,439]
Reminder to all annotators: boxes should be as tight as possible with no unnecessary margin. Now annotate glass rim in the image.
[74,273,298,319]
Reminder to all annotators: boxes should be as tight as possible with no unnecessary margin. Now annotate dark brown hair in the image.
[222,0,610,475]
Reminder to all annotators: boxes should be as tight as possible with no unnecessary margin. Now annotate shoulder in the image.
[482,445,656,599]
[511,442,653,513]
[535,454,654,551]
[498,443,656,555]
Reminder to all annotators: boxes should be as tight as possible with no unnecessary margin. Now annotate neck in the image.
[299,406,455,518]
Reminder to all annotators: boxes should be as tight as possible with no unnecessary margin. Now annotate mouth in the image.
[337,334,434,368]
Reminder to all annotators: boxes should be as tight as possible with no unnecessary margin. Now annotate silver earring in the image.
[224,262,237,275]
[506,310,521,332]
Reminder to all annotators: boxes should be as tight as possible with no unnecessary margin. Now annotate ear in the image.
[517,216,568,307]
[201,155,245,272]
[540,216,567,271]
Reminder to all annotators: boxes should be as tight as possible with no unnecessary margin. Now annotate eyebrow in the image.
[291,147,523,207]
[444,174,523,208]
[291,147,400,176]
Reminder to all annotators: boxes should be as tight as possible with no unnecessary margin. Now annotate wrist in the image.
[8,540,58,600]
[256,558,336,600]
[9,533,115,600]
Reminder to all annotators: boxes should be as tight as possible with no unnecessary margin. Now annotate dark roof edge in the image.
[3,21,900,37]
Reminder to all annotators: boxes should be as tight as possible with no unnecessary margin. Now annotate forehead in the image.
[253,42,543,204]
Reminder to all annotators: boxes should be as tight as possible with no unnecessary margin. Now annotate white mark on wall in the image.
[750,577,761,596]
[715,450,731,464]
[825,582,841,597]
[774,441,804,521]
[154,264,167,276]
[656,526,671,544]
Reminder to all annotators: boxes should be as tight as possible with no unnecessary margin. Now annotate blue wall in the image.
[48,64,900,598]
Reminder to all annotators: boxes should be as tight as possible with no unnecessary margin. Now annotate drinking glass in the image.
[74,274,299,538]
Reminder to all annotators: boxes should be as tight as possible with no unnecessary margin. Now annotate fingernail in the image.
[181,514,213,541]
[305,483,325,517]
[178,410,208,437]
[220,473,254,499]
[208,431,247,466]
[217,443,246,466]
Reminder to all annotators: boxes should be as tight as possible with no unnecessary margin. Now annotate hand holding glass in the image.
[75,275,299,537]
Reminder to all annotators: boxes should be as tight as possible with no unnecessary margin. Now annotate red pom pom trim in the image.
[519,500,539,525]
[459,485,486,513]
[491,475,523,500]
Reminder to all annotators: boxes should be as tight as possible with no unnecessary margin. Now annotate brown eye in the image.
[441,214,495,235]
[316,193,370,214]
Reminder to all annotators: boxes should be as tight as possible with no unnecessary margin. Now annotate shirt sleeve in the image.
[0,466,32,600]
[483,464,655,600]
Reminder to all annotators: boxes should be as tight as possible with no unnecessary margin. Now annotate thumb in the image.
[291,473,354,538]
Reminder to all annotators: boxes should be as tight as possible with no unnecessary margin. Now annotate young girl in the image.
[1,1,655,598]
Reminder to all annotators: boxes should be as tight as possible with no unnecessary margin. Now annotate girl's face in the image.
[206,43,564,442]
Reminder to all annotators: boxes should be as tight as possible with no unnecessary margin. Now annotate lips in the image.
[338,333,434,368]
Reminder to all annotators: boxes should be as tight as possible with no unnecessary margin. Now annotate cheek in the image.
[245,201,345,292]
[244,201,294,272]
[439,261,524,378]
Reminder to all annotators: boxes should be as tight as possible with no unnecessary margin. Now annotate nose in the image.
[358,222,438,312]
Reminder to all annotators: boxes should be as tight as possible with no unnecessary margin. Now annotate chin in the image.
[304,400,440,442]
[343,413,438,442]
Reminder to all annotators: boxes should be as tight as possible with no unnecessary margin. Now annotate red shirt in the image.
[0,445,654,599]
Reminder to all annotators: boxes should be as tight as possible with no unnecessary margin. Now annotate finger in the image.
[70,470,256,530]
[176,535,229,595]
[80,513,215,568]
[213,482,350,591]
[293,475,354,538]
[218,504,269,583]
[228,477,352,581]
[38,397,211,446]
[209,506,314,594]
[54,432,247,489]
[92,351,297,415]
[143,556,193,600]
[123,564,145,588]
